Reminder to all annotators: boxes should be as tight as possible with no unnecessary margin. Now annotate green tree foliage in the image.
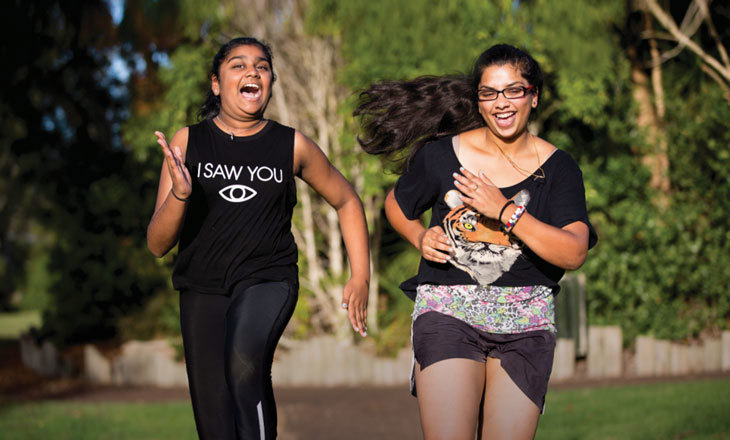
[120,0,223,162]
[42,167,170,343]
[585,62,730,342]
[308,0,502,86]
[0,0,176,344]
[0,1,113,310]
[110,1,223,343]
[123,43,216,163]
[580,2,730,342]
[0,0,223,344]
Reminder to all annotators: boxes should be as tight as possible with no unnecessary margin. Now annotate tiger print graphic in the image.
[442,189,530,284]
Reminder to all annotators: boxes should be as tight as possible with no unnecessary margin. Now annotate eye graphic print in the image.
[219,184,257,203]
[462,222,475,231]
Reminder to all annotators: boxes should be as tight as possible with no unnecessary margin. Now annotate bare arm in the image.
[384,188,452,263]
[294,131,370,336]
[146,128,192,258]
[508,215,588,270]
[454,168,589,270]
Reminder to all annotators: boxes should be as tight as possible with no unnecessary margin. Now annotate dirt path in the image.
[275,386,421,440]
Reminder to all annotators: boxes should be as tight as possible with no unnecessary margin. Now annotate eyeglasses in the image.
[477,85,534,101]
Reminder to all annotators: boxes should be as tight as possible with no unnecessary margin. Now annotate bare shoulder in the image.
[532,135,557,159]
[294,129,317,150]
[453,128,488,156]
[293,129,325,174]
[458,127,485,145]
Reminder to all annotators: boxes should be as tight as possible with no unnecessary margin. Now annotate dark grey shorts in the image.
[412,311,556,411]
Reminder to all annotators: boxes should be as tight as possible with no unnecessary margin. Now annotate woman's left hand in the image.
[453,167,508,220]
[341,277,369,337]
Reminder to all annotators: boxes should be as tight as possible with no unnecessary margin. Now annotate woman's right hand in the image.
[419,226,453,263]
[155,131,192,199]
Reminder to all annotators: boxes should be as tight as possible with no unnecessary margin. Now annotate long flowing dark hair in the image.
[354,44,543,173]
[198,37,277,120]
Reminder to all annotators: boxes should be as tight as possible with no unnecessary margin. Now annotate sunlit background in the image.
[1,0,729,438]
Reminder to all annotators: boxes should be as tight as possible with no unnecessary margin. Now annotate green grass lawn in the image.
[537,378,730,440]
[0,401,197,440]
[0,378,728,439]
[0,310,41,339]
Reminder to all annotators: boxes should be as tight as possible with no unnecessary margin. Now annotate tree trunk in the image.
[230,0,374,340]
[628,7,670,203]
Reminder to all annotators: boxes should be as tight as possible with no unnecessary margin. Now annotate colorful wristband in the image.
[503,205,526,233]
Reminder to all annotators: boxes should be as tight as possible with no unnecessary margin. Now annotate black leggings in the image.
[180,281,298,440]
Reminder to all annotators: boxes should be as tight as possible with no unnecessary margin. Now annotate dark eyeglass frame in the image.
[476,85,535,102]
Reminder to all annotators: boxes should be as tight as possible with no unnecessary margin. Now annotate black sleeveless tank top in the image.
[172,118,298,295]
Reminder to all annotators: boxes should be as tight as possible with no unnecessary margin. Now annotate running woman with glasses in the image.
[355,44,596,439]
[147,37,370,439]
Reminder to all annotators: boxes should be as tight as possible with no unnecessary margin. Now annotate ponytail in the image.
[354,75,483,173]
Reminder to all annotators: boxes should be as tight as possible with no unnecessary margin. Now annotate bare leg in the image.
[415,358,485,440]
[479,357,540,440]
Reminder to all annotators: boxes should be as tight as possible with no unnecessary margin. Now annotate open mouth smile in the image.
[494,111,516,128]
[240,83,262,100]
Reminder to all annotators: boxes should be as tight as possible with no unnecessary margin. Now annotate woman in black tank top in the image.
[147,37,370,440]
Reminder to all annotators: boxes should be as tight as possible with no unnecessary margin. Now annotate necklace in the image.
[214,116,266,140]
[491,133,546,181]
[215,116,235,140]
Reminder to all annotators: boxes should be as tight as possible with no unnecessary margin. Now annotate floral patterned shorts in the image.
[412,284,556,334]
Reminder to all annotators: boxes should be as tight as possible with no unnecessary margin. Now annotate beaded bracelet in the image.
[503,204,526,233]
